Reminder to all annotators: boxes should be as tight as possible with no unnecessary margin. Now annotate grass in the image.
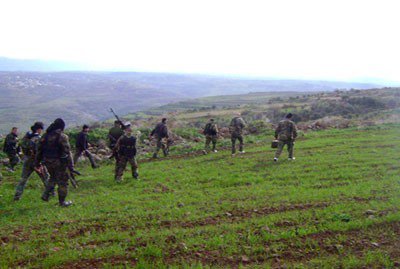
[0,124,399,268]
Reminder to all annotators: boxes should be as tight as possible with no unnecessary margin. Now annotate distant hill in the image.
[0,70,381,134]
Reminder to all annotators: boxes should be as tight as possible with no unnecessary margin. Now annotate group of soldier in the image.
[1,112,298,207]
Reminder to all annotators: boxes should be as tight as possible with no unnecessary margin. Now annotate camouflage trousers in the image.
[14,157,49,199]
[154,137,168,157]
[205,135,218,151]
[42,159,69,204]
[231,133,244,154]
[7,152,20,169]
[274,140,294,159]
[115,156,138,181]
[73,149,97,168]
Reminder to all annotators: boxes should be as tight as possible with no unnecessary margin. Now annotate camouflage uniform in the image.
[274,119,298,159]
[151,122,169,158]
[36,129,73,205]
[230,117,246,154]
[3,133,20,170]
[204,121,218,151]
[14,132,49,200]
[73,131,97,168]
[114,134,138,181]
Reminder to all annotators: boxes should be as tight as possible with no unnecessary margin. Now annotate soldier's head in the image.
[286,113,293,119]
[162,118,167,124]
[236,112,241,117]
[54,118,66,130]
[124,122,132,135]
[114,120,120,127]
[47,118,65,133]
[210,118,214,122]
[31,122,44,134]
[11,127,18,135]
[82,124,90,133]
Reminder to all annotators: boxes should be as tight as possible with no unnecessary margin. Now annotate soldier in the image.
[14,122,50,201]
[108,120,124,151]
[274,113,298,162]
[230,113,246,156]
[203,119,219,153]
[73,125,99,169]
[150,118,169,158]
[114,122,139,182]
[35,118,74,207]
[3,127,21,172]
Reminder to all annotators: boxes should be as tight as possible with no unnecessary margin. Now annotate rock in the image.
[97,139,108,149]
[262,225,271,232]
[365,209,376,216]
[335,244,344,250]
[92,155,102,162]
[371,242,379,247]
[225,212,233,217]
[241,255,250,263]
[177,202,185,208]
[143,139,150,145]
[97,149,108,155]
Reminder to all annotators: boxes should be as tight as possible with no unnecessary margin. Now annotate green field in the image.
[0,124,399,268]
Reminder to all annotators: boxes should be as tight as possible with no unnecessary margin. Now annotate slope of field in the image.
[0,125,399,268]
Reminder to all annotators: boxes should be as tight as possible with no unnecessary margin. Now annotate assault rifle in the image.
[109,108,124,128]
[68,167,81,189]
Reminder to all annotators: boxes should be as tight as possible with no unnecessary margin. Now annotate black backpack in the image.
[120,136,137,158]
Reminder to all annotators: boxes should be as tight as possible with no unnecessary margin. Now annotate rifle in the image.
[109,108,124,127]
[68,167,81,189]
[34,164,50,183]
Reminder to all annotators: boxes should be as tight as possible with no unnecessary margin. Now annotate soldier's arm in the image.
[275,123,281,139]
[114,137,122,153]
[108,132,117,142]
[34,138,44,167]
[292,123,298,140]
[60,134,74,167]
[240,118,246,129]
[4,134,12,148]
[164,126,169,138]
[150,127,156,137]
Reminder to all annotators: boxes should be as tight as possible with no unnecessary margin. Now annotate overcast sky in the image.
[0,0,399,82]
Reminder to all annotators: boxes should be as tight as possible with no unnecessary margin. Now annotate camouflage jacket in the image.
[204,122,218,136]
[3,133,19,154]
[36,129,73,167]
[20,132,41,158]
[275,119,298,141]
[229,117,246,134]
[151,122,169,138]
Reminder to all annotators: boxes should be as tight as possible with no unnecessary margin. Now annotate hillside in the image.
[0,71,380,134]
[0,125,399,268]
